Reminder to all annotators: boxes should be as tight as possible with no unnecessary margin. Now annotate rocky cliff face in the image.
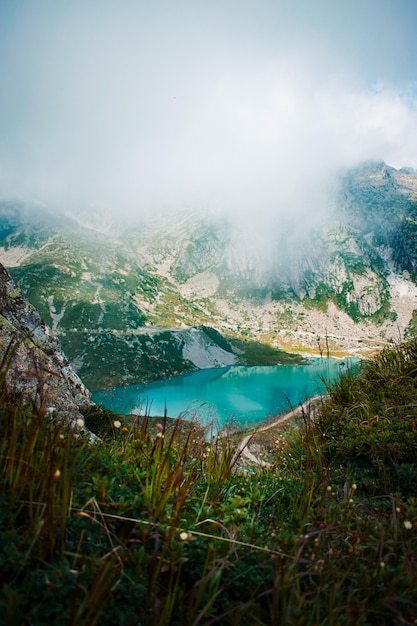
[0,262,91,422]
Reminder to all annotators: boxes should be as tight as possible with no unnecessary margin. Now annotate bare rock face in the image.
[0,262,91,422]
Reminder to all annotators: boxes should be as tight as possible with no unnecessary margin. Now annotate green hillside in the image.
[1,339,416,624]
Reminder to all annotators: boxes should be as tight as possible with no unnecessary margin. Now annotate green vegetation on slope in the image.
[58,329,197,391]
[1,340,417,624]
[317,339,417,495]
[227,335,306,365]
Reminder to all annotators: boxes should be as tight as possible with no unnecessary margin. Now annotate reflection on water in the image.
[93,359,356,429]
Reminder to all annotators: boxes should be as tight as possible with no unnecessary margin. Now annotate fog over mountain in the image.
[1,1,417,221]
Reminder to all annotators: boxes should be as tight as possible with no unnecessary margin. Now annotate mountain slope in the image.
[0,205,305,390]
[1,161,416,389]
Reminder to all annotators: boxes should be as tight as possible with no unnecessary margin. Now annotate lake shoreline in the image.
[235,395,325,467]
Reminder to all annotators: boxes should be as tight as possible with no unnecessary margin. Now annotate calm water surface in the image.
[93,359,354,429]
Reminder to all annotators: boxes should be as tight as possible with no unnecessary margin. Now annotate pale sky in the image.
[0,0,417,219]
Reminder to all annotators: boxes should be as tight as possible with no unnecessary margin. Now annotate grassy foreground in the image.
[1,340,417,625]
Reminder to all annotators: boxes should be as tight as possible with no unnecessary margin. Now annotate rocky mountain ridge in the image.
[0,161,416,390]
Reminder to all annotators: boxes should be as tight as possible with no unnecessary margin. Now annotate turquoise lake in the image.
[93,359,355,429]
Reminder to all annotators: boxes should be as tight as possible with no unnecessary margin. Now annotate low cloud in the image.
[0,0,416,227]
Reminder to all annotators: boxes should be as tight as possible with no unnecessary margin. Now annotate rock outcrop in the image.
[0,262,91,422]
